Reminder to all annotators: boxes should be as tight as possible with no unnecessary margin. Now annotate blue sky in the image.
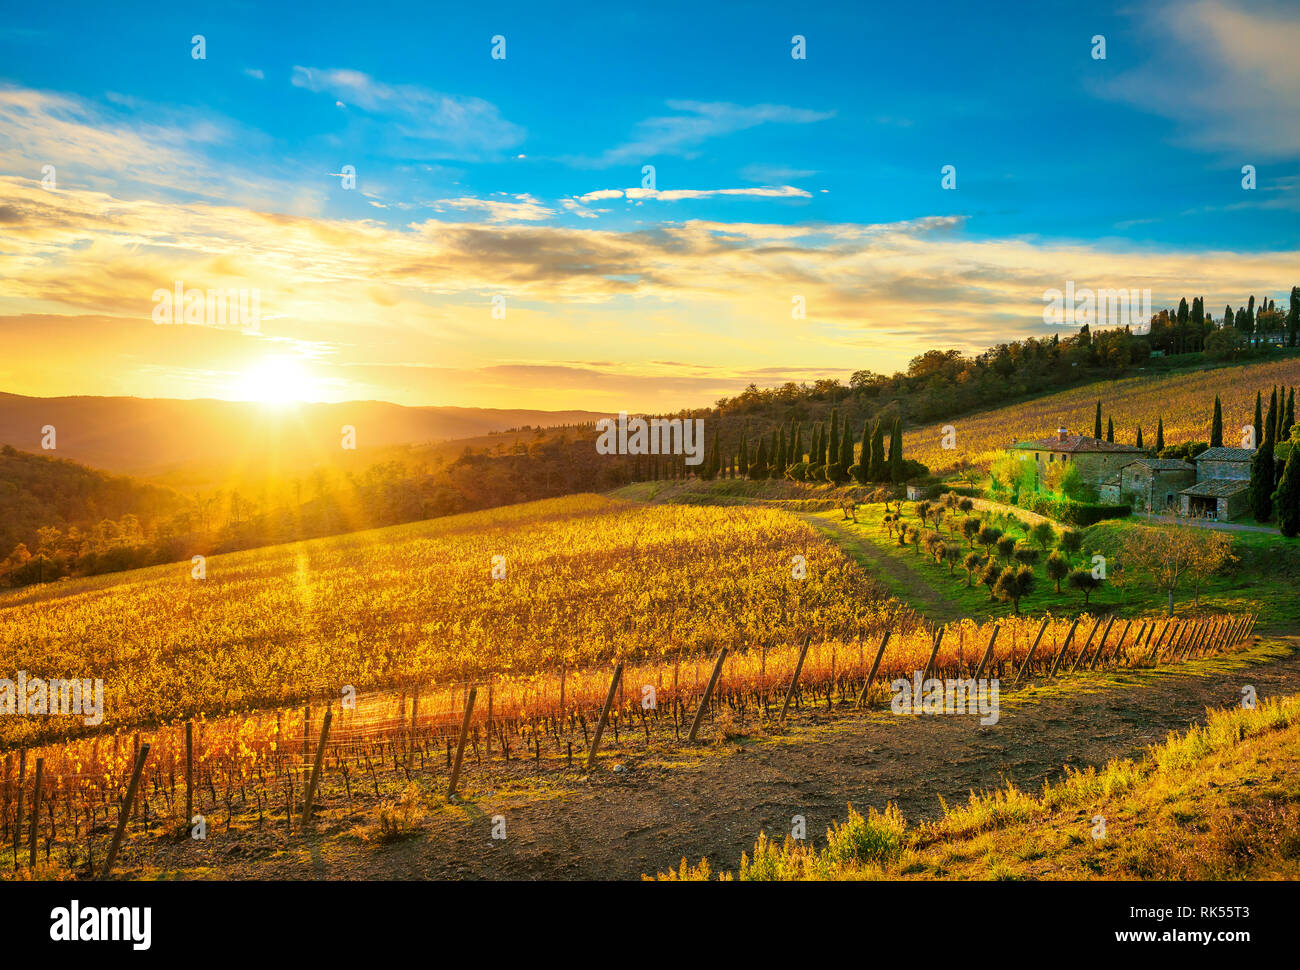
[1,0,1298,409]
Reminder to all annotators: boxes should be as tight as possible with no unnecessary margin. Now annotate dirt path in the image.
[797,512,967,623]
[188,639,1298,881]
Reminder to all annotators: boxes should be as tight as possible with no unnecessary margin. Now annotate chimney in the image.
[1057,428,1068,442]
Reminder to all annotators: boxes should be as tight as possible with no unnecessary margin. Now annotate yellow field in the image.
[905,357,1300,473]
[0,493,901,747]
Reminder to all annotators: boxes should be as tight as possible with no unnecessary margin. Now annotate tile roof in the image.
[1194,447,1255,462]
[1179,478,1250,498]
[1124,458,1195,471]
[1013,435,1145,454]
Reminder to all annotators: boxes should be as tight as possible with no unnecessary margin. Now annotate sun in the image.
[233,356,318,407]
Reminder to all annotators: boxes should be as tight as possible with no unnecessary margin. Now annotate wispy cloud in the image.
[291,66,526,160]
[579,100,833,167]
[1093,0,1300,157]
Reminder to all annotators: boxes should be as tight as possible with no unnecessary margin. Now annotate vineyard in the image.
[0,494,901,750]
[907,356,1300,473]
[2,603,1254,878]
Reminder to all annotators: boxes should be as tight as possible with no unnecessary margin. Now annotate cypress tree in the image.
[792,423,803,466]
[837,421,854,483]
[1283,388,1295,442]
[854,418,871,484]
[1253,391,1263,448]
[775,428,787,479]
[1155,417,1164,453]
[1093,401,1102,439]
[819,420,830,467]
[828,408,840,469]
[1136,426,1143,449]
[1277,443,1300,538]
[1211,395,1223,448]
[749,439,768,480]
[1106,417,1114,442]
[888,418,903,484]
[870,419,886,481]
[739,426,749,472]
[1251,392,1278,521]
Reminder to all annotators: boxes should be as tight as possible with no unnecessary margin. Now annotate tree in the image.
[1106,417,1114,442]
[748,439,768,480]
[852,418,871,484]
[888,418,903,484]
[1289,286,1300,348]
[1046,550,1069,592]
[1093,400,1102,439]
[1253,391,1263,448]
[995,534,1016,562]
[869,420,887,481]
[836,418,854,484]
[1067,569,1101,606]
[977,524,1003,560]
[1058,528,1084,561]
[1185,530,1236,606]
[1014,544,1040,567]
[1278,442,1300,538]
[995,565,1036,615]
[979,560,1002,600]
[1030,520,1056,552]
[1211,394,1223,448]
[962,516,982,548]
[1121,519,1198,615]
[1136,425,1143,449]
[1155,417,1164,453]
[1251,391,1278,521]
[916,500,932,527]
[943,543,962,574]
[962,550,983,587]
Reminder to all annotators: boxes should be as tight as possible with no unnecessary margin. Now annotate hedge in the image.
[1017,493,1131,526]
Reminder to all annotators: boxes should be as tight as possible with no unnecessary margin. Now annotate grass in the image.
[656,688,1300,880]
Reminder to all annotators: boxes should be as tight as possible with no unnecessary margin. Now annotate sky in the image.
[1,0,1299,412]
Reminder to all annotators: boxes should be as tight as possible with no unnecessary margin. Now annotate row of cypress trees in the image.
[696,408,912,484]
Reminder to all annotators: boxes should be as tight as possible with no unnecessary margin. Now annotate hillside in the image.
[0,391,611,476]
[906,356,1300,474]
[0,445,187,565]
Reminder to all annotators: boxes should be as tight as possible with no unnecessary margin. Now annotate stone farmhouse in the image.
[1177,447,1253,520]
[1102,458,1195,512]
[1012,429,1146,486]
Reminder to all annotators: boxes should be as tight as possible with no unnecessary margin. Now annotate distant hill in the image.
[0,392,612,476]
[0,445,187,560]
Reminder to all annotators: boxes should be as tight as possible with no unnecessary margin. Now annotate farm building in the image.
[1109,458,1196,513]
[1011,428,1146,487]
[1177,446,1253,520]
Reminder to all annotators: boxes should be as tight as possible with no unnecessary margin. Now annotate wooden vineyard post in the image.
[301,709,333,826]
[101,742,149,880]
[185,721,194,831]
[1013,617,1051,685]
[1196,619,1224,658]
[447,687,477,799]
[1154,621,1182,664]
[856,629,893,707]
[1181,620,1208,660]
[687,648,729,743]
[408,688,420,770]
[1068,617,1104,674]
[921,627,945,683]
[1225,615,1244,647]
[27,757,43,869]
[1092,618,1131,670]
[972,625,1000,683]
[1141,621,1171,665]
[13,749,24,868]
[1082,616,1116,669]
[779,634,813,723]
[486,680,494,756]
[1047,618,1081,679]
[586,662,624,770]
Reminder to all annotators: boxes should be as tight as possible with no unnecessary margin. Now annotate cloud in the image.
[1093,0,1300,157]
[291,66,526,160]
[3,175,1297,411]
[579,100,834,166]
[243,68,264,80]
[431,196,555,223]
[575,185,812,204]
